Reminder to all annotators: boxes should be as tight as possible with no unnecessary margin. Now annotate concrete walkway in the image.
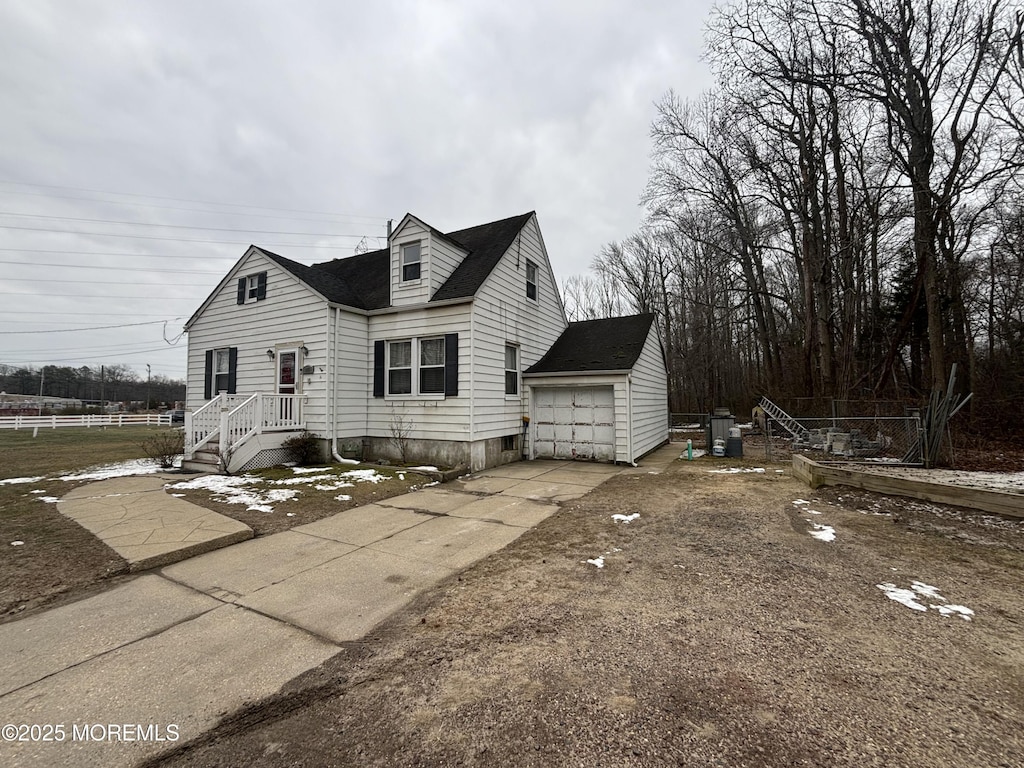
[0,447,678,767]
[57,475,253,570]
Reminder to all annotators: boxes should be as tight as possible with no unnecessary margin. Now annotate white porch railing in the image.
[184,393,307,461]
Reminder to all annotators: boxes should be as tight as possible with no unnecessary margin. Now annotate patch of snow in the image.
[170,493,186,498]
[877,581,974,620]
[809,524,835,542]
[708,467,766,474]
[30,489,46,494]
[806,510,822,515]
[410,465,439,472]
[877,583,928,612]
[335,494,352,501]
[11,540,24,546]
[340,469,389,483]
[910,581,943,599]
[680,449,707,459]
[933,604,974,621]
[61,459,166,482]
[775,469,785,473]
[286,512,296,517]
[273,474,334,485]
[838,465,1024,493]
[314,481,355,491]
[38,496,60,504]
[291,466,331,474]
[166,475,297,513]
[586,556,605,568]
[0,476,44,485]
[398,473,405,480]
[612,513,640,523]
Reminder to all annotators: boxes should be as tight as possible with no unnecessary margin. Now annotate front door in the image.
[277,348,298,395]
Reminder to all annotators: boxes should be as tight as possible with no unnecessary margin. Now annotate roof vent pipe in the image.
[387,219,393,239]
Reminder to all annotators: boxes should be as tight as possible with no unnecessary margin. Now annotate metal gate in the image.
[533,386,615,461]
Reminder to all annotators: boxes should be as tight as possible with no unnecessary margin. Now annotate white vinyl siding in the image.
[186,249,330,433]
[367,304,471,442]
[469,214,567,442]
[630,326,669,458]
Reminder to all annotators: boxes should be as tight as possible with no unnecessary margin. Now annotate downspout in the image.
[468,306,475,463]
[626,373,636,466]
[330,307,345,463]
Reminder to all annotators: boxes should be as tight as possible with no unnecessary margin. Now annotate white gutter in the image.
[522,369,631,378]
[330,306,346,463]
[626,372,636,466]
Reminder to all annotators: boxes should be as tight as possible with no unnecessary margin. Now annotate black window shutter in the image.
[227,347,238,394]
[204,350,214,399]
[444,333,459,396]
[237,278,246,305]
[256,272,267,300]
[373,340,385,398]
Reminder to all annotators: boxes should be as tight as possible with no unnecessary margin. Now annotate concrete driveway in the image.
[0,451,675,767]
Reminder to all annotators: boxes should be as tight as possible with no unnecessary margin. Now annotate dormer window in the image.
[401,242,421,282]
[526,260,538,301]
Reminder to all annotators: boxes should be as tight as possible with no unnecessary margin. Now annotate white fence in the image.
[0,413,172,430]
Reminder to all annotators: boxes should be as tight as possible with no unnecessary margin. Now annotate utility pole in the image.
[37,367,45,416]
[146,363,152,412]
[100,365,105,413]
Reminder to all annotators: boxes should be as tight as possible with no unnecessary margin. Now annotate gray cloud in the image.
[0,0,713,380]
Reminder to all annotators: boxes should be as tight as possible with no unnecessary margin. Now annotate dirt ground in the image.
[147,457,1024,768]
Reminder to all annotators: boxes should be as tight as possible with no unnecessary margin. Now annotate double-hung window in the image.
[388,340,412,394]
[419,338,445,394]
[526,260,538,301]
[505,345,519,396]
[213,348,232,394]
[401,242,421,281]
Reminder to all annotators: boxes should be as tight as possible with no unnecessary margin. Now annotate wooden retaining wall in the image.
[792,454,1024,519]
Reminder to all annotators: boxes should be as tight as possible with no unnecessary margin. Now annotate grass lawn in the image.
[0,426,172,620]
[1,427,439,620]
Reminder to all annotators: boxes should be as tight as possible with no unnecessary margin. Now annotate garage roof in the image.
[525,313,656,374]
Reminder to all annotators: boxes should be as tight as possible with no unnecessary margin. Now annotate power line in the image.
[0,210,376,237]
[0,260,223,275]
[0,180,388,222]
[0,292,198,299]
[1,277,215,287]
[0,248,240,261]
[0,223,372,244]
[0,319,180,334]
[0,190,385,226]
[0,311,178,316]
[8,346,184,364]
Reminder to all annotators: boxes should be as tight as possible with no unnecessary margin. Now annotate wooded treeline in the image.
[0,363,185,408]
[564,0,1024,434]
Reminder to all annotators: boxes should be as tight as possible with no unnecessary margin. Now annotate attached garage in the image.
[524,314,668,464]
[533,385,615,461]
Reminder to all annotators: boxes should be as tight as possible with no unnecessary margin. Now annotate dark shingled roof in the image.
[261,211,535,310]
[525,314,656,374]
[430,212,535,301]
[258,248,370,308]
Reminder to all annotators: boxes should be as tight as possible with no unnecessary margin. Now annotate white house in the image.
[182,211,668,473]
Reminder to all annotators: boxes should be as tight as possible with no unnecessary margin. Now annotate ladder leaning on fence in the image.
[758,396,810,440]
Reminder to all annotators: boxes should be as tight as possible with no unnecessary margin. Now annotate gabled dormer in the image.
[389,213,468,307]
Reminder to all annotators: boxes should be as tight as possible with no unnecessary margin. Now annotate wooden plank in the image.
[791,455,1024,518]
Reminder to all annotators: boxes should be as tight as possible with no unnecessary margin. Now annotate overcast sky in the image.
[0,0,714,383]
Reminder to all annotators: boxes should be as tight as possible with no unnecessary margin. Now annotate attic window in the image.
[402,242,421,282]
[237,272,267,304]
[526,260,538,301]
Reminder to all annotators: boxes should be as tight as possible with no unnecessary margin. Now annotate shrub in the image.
[140,429,185,469]
[282,431,322,466]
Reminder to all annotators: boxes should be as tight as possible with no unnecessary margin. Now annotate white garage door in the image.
[533,386,615,461]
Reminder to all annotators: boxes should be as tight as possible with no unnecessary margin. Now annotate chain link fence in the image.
[787,416,922,463]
